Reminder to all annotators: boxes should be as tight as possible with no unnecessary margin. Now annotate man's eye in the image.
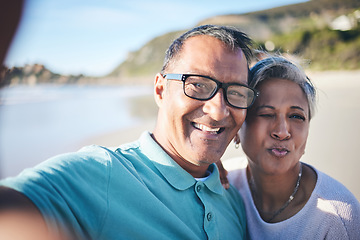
[192,82,206,89]
[228,90,245,98]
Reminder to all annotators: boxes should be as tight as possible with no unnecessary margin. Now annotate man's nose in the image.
[271,116,291,140]
[202,89,230,121]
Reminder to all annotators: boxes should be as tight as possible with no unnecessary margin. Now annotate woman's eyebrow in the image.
[256,105,275,110]
[290,106,306,112]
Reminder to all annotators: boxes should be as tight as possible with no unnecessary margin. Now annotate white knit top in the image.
[227,158,360,240]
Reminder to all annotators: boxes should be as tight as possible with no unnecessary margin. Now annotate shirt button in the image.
[196,185,202,192]
[207,212,212,221]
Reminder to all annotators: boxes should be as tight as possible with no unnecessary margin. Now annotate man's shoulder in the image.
[51,137,143,168]
[0,140,146,187]
[45,145,119,170]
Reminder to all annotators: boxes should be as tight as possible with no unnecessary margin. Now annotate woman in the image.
[226,56,360,239]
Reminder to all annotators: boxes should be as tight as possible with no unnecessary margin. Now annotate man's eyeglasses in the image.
[163,73,258,109]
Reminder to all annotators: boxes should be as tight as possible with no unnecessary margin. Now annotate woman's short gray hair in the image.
[249,56,317,119]
[161,25,253,74]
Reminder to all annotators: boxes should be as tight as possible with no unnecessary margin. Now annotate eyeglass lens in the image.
[184,75,255,108]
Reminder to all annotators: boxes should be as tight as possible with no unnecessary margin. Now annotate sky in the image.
[5,0,307,77]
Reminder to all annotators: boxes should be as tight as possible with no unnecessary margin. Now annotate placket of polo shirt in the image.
[194,181,219,240]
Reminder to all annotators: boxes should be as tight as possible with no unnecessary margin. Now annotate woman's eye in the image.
[258,114,274,118]
[290,114,306,121]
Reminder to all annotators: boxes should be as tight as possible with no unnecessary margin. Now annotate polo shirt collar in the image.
[139,132,224,195]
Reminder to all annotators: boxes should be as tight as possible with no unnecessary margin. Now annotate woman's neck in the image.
[247,163,304,222]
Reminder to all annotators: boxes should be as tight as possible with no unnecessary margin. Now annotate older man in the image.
[0,25,257,239]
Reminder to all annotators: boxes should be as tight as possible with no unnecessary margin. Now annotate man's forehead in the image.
[182,35,229,51]
[165,35,248,82]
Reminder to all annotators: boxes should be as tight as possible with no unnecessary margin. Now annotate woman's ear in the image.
[234,132,240,149]
[154,73,166,107]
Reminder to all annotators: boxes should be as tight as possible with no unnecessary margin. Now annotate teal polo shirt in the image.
[1,132,246,239]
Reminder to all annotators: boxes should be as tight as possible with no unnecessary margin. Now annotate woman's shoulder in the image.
[307,163,360,218]
[311,165,358,202]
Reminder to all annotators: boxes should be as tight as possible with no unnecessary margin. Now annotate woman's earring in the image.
[234,132,240,149]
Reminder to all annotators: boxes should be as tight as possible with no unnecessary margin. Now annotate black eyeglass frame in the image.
[163,73,259,109]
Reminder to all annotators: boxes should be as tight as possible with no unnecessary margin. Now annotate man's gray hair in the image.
[249,56,317,119]
[161,25,253,74]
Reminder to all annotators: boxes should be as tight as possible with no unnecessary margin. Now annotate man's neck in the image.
[150,132,211,178]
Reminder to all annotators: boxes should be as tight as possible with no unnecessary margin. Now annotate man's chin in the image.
[194,152,222,165]
[187,140,226,163]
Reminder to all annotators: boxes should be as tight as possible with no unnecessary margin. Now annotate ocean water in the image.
[0,84,153,178]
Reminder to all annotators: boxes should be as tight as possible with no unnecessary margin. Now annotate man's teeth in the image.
[194,123,220,133]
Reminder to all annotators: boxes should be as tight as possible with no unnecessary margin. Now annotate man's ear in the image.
[154,73,166,107]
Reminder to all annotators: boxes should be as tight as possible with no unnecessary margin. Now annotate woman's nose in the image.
[271,116,291,140]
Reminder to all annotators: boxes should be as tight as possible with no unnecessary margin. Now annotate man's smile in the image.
[192,122,225,134]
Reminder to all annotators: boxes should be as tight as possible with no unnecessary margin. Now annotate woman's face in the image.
[240,78,310,174]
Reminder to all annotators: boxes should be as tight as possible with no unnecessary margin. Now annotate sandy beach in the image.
[80,70,360,201]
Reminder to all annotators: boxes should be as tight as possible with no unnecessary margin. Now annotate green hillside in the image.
[109,31,185,79]
[109,0,360,82]
[270,25,360,70]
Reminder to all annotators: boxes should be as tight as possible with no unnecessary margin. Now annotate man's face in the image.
[153,35,249,176]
